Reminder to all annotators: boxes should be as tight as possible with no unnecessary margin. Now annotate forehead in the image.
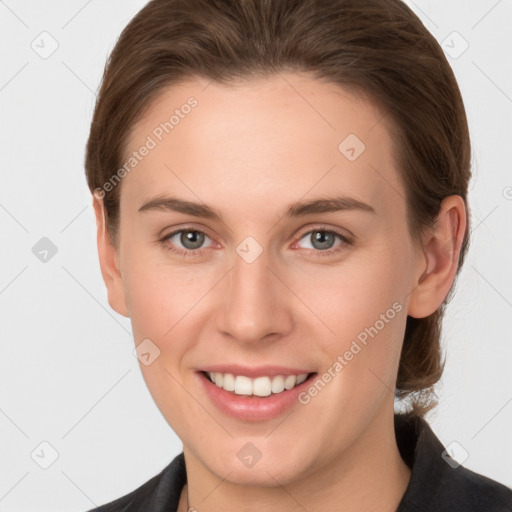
[120,73,404,217]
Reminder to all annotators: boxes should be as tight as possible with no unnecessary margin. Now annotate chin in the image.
[197,440,314,488]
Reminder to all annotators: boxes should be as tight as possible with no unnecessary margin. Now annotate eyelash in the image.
[159,225,353,259]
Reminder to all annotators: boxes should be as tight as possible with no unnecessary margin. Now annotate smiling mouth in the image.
[200,370,317,397]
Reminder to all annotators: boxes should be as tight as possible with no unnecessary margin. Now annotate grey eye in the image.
[167,230,208,250]
[298,230,341,251]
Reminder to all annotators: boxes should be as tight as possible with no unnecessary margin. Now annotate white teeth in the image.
[207,372,310,396]
[214,372,223,387]
[284,375,297,390]
[222,373,235,391]
[271,375,285,393]
[252,376,272,397]
[296,373,308,385]
[234,375,253,395]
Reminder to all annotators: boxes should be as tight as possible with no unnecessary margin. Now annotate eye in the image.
[294,227,351,255]
[159,225,352,258]
[159,228,215,256]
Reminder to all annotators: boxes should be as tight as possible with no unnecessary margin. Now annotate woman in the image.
[84,0,512,510]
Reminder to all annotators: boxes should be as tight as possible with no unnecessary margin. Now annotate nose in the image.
[216,242,293,345]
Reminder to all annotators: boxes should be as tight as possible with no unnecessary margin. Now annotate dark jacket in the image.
[86,413,512,511]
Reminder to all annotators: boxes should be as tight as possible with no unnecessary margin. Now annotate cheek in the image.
[121,243,207,339]
[305,250,405,338]
[302,248,408,391]
[120,251,204,428]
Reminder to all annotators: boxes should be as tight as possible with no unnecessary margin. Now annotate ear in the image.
[92,194,130,318]
[407,195,467,318]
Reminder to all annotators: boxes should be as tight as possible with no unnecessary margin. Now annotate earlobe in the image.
[92,194,130,318]
[407,195,467,319]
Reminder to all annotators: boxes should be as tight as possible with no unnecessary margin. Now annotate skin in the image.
[93,72,466,512]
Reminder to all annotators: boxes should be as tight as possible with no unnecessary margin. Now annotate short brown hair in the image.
[85,0,471,418]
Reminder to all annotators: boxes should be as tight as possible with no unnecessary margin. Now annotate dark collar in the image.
[395,412,512,511]
[92,413,512,511]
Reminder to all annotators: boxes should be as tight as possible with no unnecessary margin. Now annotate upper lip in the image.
[199,364,315,379]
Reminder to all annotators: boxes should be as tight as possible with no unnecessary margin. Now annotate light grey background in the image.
[1,1,511,510]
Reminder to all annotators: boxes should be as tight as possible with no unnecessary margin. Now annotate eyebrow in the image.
[137,195,375,219]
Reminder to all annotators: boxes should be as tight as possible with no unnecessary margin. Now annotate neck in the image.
[178,408,411,512]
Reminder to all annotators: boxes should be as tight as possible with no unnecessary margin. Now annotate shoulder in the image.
[84,470,164,512]
[436,462,512,511]
[395,413,512,511]
[83,452,187,512]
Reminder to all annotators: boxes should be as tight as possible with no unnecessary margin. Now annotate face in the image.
[100,73,431,487]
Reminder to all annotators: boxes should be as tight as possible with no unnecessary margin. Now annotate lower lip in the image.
[197,371,317,422]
